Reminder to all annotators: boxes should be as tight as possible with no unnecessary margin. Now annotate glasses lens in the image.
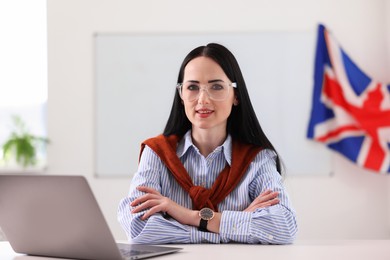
[181,82,200,101]
[181,82,231,101]
[208,82,229,101]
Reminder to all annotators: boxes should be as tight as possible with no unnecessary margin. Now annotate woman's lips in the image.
[196,108,214,118]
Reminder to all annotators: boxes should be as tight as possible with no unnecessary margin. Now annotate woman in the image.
[118,43,297,244]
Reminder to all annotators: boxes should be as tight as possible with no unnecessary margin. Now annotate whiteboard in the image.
[94,32,331,177]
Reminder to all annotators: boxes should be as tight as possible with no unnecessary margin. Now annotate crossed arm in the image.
[131,187,280,233]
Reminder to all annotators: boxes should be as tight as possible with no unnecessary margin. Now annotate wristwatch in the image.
[198,207,215,232]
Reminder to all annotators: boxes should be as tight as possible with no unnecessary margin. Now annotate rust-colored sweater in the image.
[140,134,262,212]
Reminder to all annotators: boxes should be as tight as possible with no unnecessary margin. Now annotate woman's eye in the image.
[187,85,200,91]
[211,84,224,90]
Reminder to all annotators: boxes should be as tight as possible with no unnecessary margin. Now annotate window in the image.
[0,0,48,168]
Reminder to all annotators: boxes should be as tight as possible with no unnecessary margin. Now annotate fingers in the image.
[129,186,161,207]
[133,202,162,220]
[131,198,157,213]
[131,197,163,220]
[255,190,279,203]
[136,186,160,195]
[130,193,159,207]
[259,189,273,196]
[129,186,166,220]
[244,190,281,212]
[262,197,280,207]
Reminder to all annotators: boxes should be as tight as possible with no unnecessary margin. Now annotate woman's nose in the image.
[198,88,210,104]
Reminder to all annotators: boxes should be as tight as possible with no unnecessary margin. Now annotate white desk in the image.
[1,240,390,260]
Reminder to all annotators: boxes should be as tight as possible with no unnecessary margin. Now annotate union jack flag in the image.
[307,24,390,174]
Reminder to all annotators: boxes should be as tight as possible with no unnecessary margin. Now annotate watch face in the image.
[200,208,214,220]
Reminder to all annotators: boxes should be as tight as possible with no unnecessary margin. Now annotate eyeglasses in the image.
[176,81,237,102]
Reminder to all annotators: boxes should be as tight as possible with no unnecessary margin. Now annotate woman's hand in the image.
[130,186,221,233]
[244,189,280,212]
[130,186,178,220]
[130,186,197,225]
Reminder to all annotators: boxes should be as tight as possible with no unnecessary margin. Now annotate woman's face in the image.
[181,56,237,134]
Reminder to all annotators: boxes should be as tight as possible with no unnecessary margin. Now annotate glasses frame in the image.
[176,81,237,102]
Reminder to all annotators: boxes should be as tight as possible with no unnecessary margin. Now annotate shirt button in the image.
[268,234,274,240]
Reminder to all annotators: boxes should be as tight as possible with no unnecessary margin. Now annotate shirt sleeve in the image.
[117,145,221,244]
[219,149,298,244]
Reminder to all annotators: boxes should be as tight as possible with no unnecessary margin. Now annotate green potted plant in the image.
[1,115,49,168]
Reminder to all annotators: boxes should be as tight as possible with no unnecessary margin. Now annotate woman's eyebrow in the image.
[184,79,224,83]
[208,79,224,83]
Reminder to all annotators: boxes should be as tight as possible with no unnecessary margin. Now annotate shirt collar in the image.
[177,130,194,157]
[177,130,232,166]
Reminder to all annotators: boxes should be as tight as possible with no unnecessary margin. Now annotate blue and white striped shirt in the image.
[118,131,297,244]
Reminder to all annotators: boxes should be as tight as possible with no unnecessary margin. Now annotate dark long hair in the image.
[163,43,282,174]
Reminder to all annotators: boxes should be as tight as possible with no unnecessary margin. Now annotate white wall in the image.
[47,0,390,240]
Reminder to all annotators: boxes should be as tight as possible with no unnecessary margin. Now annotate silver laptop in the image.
[0,175,182,260]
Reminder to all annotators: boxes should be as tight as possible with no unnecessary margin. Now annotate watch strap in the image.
[198,218,208,232]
